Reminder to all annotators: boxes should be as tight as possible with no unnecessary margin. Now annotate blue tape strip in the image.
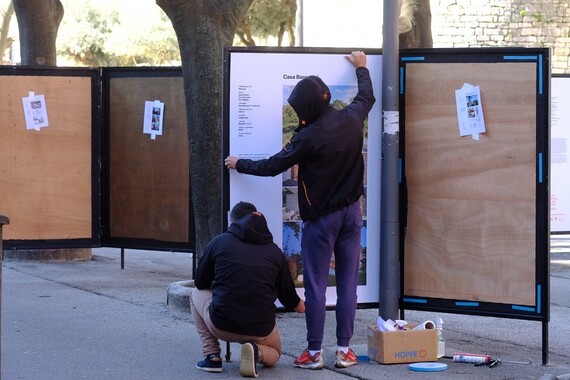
[455,301,480,307]
[503,55,543,94]
[503,55,538,61]
[403,297,427,304]
[538,153,543,183]
[398,158,402,183]
[401,56,425,62]
[400,67,405,94]
[537,284,541,314]
[538,54,543,95]
[512,305,536,312]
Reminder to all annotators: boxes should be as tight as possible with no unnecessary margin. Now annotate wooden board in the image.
[403,62,536,305]
[108,76,189,242]
[0,75,93,240]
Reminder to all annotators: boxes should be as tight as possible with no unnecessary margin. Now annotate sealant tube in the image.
[453,353,491,364]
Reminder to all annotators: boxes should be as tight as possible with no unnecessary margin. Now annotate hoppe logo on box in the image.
[394,349,427,359]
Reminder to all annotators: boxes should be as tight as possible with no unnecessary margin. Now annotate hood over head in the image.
[227,211,273,245]
[287,75,331,131]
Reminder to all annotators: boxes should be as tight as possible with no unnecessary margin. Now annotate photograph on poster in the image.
[22,93,49,130]
[283,220,367,288]
[225,49,382,305]
[152,108,161,130]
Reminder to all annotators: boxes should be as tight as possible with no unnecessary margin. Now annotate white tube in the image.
[412,320,436,330]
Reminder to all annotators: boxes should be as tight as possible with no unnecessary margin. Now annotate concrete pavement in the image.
[2,236,570,379]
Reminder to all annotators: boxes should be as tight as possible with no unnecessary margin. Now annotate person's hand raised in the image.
[346,51,367,68]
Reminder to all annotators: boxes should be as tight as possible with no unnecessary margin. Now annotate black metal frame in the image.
[1,66,195,260]
[99,66,194,253]
[0,66,101,250]
[398,47,551,364]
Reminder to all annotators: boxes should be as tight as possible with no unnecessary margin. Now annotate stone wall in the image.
[431,0,570,73]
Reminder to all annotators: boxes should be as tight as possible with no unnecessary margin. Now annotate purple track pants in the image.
[301,200,362,350]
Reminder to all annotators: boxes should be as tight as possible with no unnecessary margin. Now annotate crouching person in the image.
[190,201,305,378]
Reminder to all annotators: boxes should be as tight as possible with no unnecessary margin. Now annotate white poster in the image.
[455,82,486,140]
[226,50,382,305]
[551,77,570,233]
[22,92,49,131]
[143,100,164,140]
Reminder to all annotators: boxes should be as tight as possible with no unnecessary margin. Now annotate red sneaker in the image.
[334,348,358,368]
[293,349,325,370]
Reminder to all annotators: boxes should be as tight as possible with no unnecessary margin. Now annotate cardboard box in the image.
[367,324,438,364]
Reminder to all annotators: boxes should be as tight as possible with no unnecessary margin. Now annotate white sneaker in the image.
[239,342,259,378]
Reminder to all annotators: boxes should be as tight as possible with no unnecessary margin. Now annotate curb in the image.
[166,279,194,312]
[3,248,92,261]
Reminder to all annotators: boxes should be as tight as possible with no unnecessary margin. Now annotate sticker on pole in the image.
[408,362,448,372]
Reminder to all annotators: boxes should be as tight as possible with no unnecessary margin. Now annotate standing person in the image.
[224,51,375,370]
[191,201,305,378]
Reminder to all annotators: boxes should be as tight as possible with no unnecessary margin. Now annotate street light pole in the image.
[380,0,400,320]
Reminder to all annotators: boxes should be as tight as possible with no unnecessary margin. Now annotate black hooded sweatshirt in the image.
[236,67,375,221]
[194,212,301,337]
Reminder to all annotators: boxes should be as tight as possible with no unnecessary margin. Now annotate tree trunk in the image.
[157,0,254,258]
[1,1,15,58]
[399,0,432,49]
[236,17,256,46]
[13,0,63,65]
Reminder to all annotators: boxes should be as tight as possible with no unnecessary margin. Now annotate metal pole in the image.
[542,320,549,365]
[379,0,400,320]
[0,215,10,376]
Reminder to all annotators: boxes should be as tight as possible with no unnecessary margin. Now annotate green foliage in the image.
[331,99,348,110]
[113,12,180,66]
[57,7,119,66]
[57,1,180,66]
[248,0,295,38]
[532,12,544,22]
[235,0,296,45]
[282,103,298,145]
[281,97,369,143]
[53,0,298,65]
[519,9,547,22]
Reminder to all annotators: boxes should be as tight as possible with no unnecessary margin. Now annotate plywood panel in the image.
[109,76,189,242]
[0,75,92,240]
[403,63,536,305]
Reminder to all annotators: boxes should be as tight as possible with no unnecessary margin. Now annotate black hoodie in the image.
[194,212,300,336]
[236,67,375,220]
